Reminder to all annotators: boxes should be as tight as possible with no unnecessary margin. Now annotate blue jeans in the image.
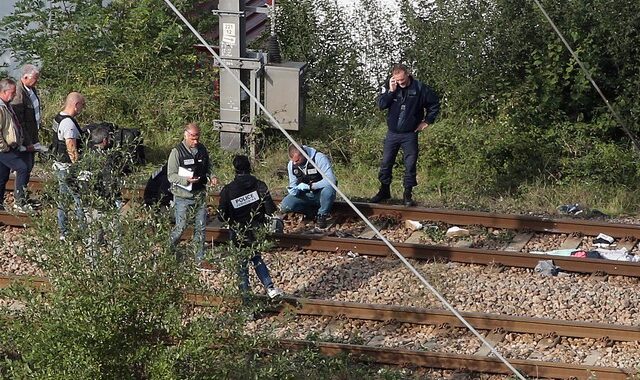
[0,149,29,205]
[230,230,274,292]
[55,168,85,236]
[239,254,274,292]
[170,194,207,263]
[378,131,419,188]
[280,186,336,216]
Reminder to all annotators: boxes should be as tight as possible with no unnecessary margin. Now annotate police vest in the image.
[227,180,265,224]
[176,142,208,192]
[52,113,83,163]
[292,152,322,185]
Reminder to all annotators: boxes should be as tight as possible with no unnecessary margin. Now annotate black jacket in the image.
[10,81,40,145]
[377,76,440,133]
[218,174,276,236]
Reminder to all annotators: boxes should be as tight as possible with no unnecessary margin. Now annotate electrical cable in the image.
[161,1,526,378]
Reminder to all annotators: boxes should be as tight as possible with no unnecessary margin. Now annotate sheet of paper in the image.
[177,166,193,191]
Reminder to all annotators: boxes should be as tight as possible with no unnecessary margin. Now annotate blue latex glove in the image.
[287,187,299,196]
[295,182,311,192]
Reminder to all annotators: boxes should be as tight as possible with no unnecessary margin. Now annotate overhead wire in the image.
[161,0,526,378]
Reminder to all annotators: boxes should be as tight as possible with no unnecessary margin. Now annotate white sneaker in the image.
[12,203,33,213]
[267,286,283,299]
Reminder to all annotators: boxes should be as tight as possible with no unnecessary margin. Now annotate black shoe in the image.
[403,189,415,207]
[316,214,328,229]
[370,185,391,203]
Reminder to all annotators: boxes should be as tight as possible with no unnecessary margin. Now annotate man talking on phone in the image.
[167,123,218,269]
[370,63,440,206]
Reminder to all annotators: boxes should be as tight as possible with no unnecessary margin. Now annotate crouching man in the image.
[279,144,337,229]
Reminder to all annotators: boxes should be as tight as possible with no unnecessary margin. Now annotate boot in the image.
[316,213,330,229]
[403,187,415,207]
[370,184,391,203]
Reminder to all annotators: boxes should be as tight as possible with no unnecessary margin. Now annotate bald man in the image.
[52,92,86,238]
[167,123,218,268]
[52,92,85,164]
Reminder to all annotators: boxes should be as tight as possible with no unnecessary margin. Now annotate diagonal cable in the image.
[161,1,526,378]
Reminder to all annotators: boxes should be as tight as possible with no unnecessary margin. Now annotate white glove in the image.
[295,182,311,192]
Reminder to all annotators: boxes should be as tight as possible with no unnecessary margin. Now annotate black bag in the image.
[113,128,146,166]
[143,164,172,207]
[84,122,146,172]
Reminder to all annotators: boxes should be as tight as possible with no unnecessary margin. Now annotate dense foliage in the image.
[0,0,219,156]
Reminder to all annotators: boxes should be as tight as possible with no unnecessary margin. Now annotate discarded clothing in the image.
[595,248,640,262]
[531,249,575,257]
[535,260,560,276]
[593,233,614,245]
[570,250,602,259]
[558,204,583,216]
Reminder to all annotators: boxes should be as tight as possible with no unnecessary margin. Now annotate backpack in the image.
[143,164,172,207]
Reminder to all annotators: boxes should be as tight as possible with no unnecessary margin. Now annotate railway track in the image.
[3,209,640,277]
[8,176,640,238]
[1,274,637,379]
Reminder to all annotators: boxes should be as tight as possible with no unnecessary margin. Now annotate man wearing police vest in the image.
[167,123,217,269]
[218,155,283,299]
[280,144,337,229]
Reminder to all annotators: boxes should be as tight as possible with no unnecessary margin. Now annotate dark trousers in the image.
[378,131,419,188]
[23,151,35,174]
[0,150,29,205]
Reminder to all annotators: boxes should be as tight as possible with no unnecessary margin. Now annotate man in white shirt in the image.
[52,92,86,238]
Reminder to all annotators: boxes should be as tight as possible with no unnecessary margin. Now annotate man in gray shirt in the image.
[167,123,218,269]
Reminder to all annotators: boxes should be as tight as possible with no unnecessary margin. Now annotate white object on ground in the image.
[405,219,423,231]
[446,226,470,237]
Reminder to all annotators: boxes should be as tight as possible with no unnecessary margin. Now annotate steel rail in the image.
[0,212,29,226]
[271,233,640,277]
[0,274,49,291]
[274,298,640,342]
[7,176,640,238]
[2,274,637,342]
[2,213,639,277]
[278,340,634,379]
